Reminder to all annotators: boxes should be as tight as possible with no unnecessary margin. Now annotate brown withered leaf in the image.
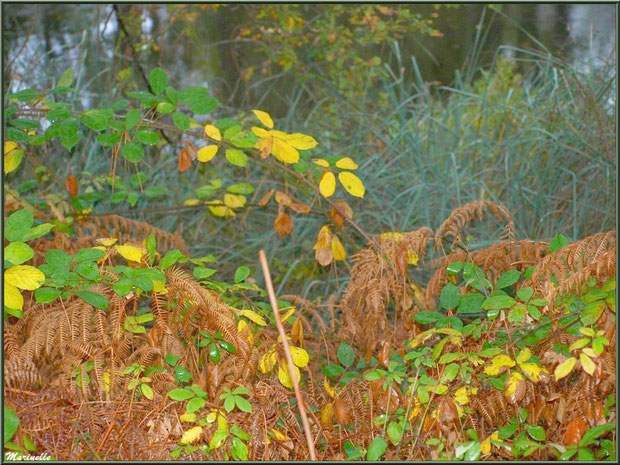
[291,318,304,345]
[377,384,401,415]
[178,147,192,173]
[378,342,390,368]
[289,201,311,214]
[65,173,78,198]
[330,200,353,227]
[275,191,291,206]
[437,397,459,427]
[258,189,274,207]
[274,209,293,237]
[257,136,273,159]
[315,246,333,267]
[564,417,587,445]
[333,396,352,426]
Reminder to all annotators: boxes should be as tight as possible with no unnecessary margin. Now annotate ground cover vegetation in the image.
[3,4,616,461]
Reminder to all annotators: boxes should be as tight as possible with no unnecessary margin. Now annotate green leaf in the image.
[457,292,485,314]
[323,364,345,378]
[464,441,481,461]
[235,396,253,413]
[337,343,356,368]
[226,183,255,195]
[498,423,519,440]
[549,233,569,253]
[34,287,61,304]
[172,111,190,130]
[508,304,526,324]
[14,89,40,101]
[165,353,178,366]
[193,267,217,280]
[168,388,195,401]
[443,363,459,381]
[5,209,34,242]
[581,301,606,326]
[225,148,248,167]
[230,424,250,441]
[121,142,144,162]
[209,344,221,363]
[230,436,248,460]
[21,223,54,241]
[76,291,109,310]
[496,270,521,289]
[234,266,250,283]
[179,87,219,114]
[387,421,403,445]
[80,110,108,131]
[75,262,100,281]
[156,100,174,114]
[525,424,546,441]
[482,294,516,310]
[148,68,169,96]
[224,395,235,413]
[414,311,442,325]
[446,261,464,274]
[4,405,19,442]
[135,130,160,145]
[578,422,615,447]
[57,68,74,88]
[219,341,237,354]
[440,284,461,310]
[140,383,154,400]
[232,386,249,395]
[516,287,534,302]
[366,436,387,461]
[4,242,34,265]
[73,247,106,263]
[113,278,133,297]
[97,132,121,147]
[159,249,187,270]
[125,109,141,130]
[186,397,206,413]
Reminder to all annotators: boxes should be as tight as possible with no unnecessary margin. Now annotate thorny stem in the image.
[259,250,317,461]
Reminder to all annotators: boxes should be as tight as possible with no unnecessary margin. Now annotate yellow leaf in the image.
[204,124,222,141]
[324,377,335,398]
[269,129,288,140]
[271,428,287,441]
[335,157,358,170]
[283,133,318,150]
[312,158,330,167]
[252,109,274,128]
[206,410,218,423]
[184,198,199,206]
[96,237,118,247]
[4,140,18,154]
[380,232,403,241]
[281,306,295,322]
[278,359,300,389]
[251,126,271,139]
[582,347,599,358]
[240,309,267,326]
[180,426,203,444]
[454,386,472,405]
[554,357,577,381]
[216,411,228,432]
[102,371,111,393]
[224,193,246,209]
[504,371,524,400]
[152,280,166,293]
[197,145,218,162]
[315,225,332,249]
[4,282,23,310]
[4,149,23,174]
[407,250,419,266]
[331,234,346,261]
[338,171,365,198]
[320,402,334,428]
[259,349,277,374]
[4,265,45,290]
[290,346,309,368]
[483,354,515,376]
[319,172,336,198]
[519,362,548,383]
[516,348,532,365]
[114,245,144,263]
[271,138,299,163]
[180,413,197,422]
[208,205,235,218]
[580,352,596,376]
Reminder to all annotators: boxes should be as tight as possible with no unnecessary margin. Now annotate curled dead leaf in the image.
[258,189,274,207]
[274,209,293,237]
[65,173,78,198]
[178,147,192,173]
[333,396,352,426]
[330,200,353,227]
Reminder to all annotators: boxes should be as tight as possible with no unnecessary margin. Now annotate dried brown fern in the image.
[434,200,515,253]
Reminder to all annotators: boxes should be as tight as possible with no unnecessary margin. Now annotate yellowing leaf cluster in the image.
[4,140,23,174]
[313,225,346,266]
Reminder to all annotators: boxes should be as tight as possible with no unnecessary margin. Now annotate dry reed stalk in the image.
[259,250,317,461]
